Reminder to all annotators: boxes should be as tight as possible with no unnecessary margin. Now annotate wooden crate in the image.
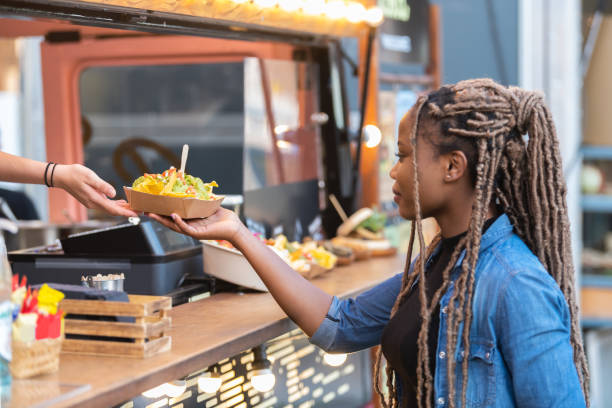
[59,295,172,358]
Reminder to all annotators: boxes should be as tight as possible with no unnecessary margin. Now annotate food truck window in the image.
[80,58,321,198]
[243,58,321,191]
[79,62,245,195]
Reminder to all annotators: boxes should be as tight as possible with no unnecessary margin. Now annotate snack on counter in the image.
[265,235,337,278]
[124,167,224,218]
[322,241,355,265]
[205,234,338,281]
[330,236,371,260]
[336,207,396,257]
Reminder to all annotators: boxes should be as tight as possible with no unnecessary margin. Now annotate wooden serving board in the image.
[59,295,172,358]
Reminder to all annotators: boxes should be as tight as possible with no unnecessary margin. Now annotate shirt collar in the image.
[430,213,513,269]
[456,213,513,267]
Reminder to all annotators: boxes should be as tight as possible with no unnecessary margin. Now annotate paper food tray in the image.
[124,187,224,218]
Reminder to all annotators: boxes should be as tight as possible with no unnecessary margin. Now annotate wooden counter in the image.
[10,255,404,408]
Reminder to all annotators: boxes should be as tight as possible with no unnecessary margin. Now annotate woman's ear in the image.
[443,150,469,182]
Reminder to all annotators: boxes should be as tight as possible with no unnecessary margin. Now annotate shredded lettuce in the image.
[132,168,218,200]
[358,209,387,232]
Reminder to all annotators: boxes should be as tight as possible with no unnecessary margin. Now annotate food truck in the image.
[0,0,436,407]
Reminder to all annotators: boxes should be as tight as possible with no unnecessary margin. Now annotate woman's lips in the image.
[392,189,401,203]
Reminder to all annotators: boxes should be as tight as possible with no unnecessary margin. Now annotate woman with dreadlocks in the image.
[150,78,589,407]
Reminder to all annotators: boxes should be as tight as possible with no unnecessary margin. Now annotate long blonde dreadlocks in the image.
[373,79,590,408]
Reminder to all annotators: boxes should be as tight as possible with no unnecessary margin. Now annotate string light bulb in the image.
[324,1,347,20]
[363,124,382,148]
[346,2,366,23]
[231,0,249,3]
[323,352,348,367]
[253,0,278,7]
[365,6,384,26]
[278,0,301,12]
[302,0,325,15]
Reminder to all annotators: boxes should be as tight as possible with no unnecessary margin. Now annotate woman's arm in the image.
[0,151,136,217]
[149,210,403,344]
[233,223,333,336]
[150,210,332,336]
[497,270,586,407]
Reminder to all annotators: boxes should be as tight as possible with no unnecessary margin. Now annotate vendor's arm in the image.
[0,151,136,217]
[149,210,403,350]
[0,151,50,185]
[497,269,586,407]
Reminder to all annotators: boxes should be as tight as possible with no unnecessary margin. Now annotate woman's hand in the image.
[53,164,138,217]
[147,208,243,243]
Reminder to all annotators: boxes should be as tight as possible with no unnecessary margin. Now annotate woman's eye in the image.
[395,152,405,161]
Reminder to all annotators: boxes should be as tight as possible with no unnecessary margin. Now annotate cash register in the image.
[8,217,211,302]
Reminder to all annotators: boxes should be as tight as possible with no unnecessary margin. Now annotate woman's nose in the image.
[390,161,398,180]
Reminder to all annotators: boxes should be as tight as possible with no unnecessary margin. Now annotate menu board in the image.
[378,0,430,66]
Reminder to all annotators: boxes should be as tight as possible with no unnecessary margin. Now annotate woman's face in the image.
[390,107,448,220]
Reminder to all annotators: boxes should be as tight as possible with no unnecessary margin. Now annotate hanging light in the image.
[198,365,222,394]
[164,380,187,398]
[231,0,250,3]
[365,6,384,27]
[363,124,382,148]
[323,352,348,367]
[250,346,276,392]
[346,2,366,23]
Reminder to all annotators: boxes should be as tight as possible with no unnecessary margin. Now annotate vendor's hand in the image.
[53,164,138,217]
[148,208,243,243]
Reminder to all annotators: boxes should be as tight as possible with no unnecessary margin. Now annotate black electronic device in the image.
[60,218,200,255]
[8,219,208,297]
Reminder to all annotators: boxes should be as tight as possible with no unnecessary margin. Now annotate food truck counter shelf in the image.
[8,254,404,408]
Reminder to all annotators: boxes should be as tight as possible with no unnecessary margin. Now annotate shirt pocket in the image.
[455,342,496,408]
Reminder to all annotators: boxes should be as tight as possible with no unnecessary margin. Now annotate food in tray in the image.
[209,234,337,279]
[125,166,224,218]
[336,207,396,257]
[330,236,372,260]
[132,167,219,200]
[322,241,355,265]
[266,234,338,272]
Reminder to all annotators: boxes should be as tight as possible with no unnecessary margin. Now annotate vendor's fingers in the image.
[113,204,138,217]
[87,187,137,216]
[86,169,116,198]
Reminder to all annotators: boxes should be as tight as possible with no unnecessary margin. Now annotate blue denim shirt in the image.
[310,215,586,407]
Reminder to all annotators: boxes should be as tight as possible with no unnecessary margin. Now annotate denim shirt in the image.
[310,215,586,407]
